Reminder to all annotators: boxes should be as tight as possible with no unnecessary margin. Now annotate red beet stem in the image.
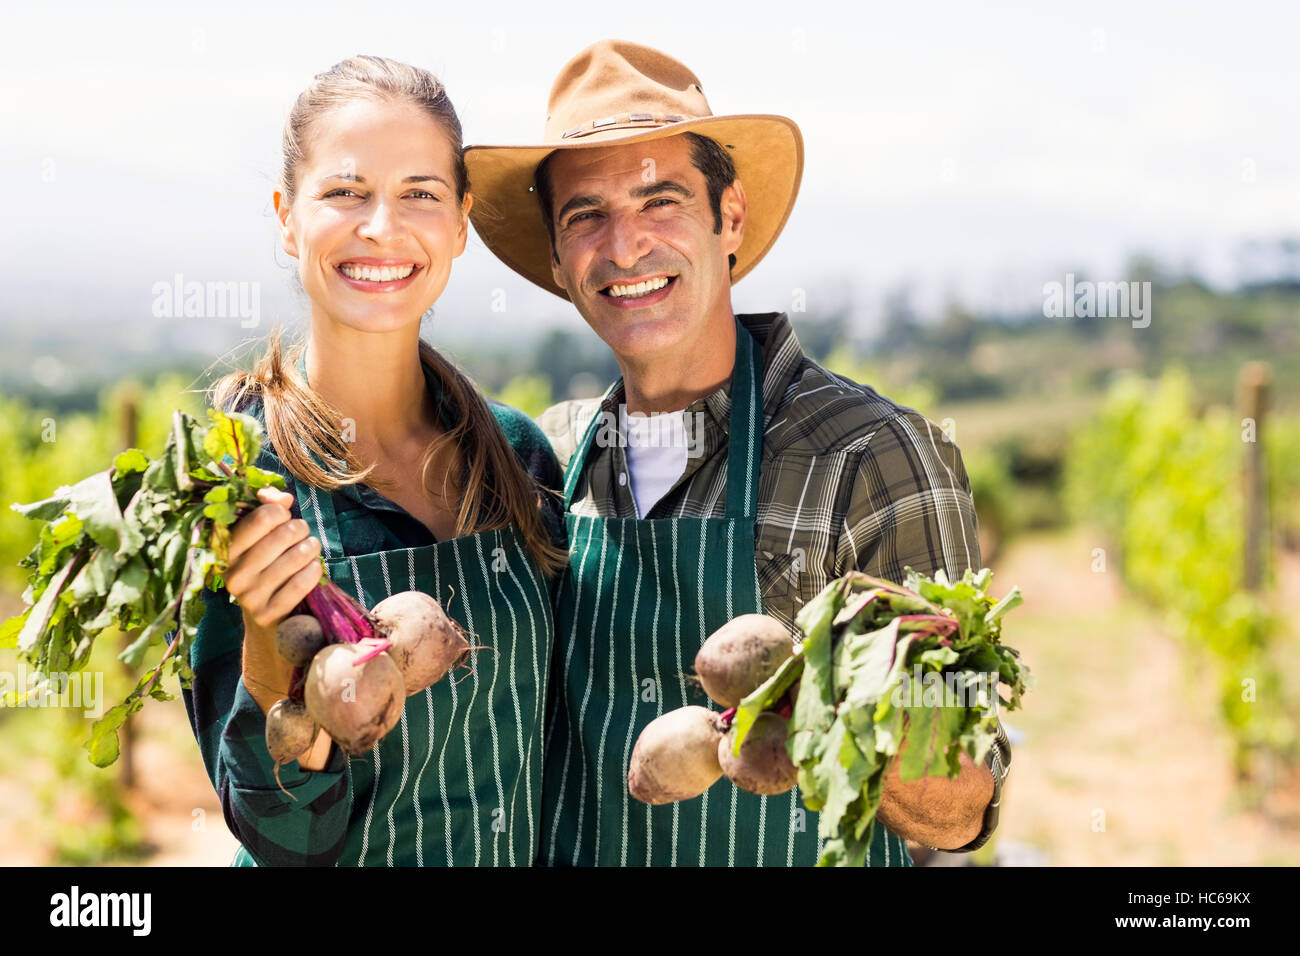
[303,579,374,644]
[288,665,307,703]
[324,578,375,638]
[353,637,393,665]
[894,613,960,638]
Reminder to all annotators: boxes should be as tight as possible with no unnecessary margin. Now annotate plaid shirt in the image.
[536,311,1011,854]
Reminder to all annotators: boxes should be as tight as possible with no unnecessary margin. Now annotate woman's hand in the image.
[225,486,322,629]
[225,487,336,770]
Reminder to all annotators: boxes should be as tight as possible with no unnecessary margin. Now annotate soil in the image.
[986,528,1300,865]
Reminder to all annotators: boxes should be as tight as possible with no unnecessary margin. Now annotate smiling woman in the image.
[179,55,569,867]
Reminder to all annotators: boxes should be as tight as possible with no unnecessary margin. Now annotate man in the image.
[466,39,1010,867]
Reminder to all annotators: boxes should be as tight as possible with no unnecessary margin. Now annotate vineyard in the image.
[1,323,1299,864]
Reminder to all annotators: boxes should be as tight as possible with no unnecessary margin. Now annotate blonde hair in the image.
[213,56,566,576]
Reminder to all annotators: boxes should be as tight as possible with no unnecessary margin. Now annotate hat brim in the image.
[464,114,803,301]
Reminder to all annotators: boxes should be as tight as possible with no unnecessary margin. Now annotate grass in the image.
[930,391,1102,456]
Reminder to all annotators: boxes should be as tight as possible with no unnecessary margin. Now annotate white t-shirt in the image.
[624,409,689,519]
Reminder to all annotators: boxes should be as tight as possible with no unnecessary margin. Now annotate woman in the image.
[181,55,568,867]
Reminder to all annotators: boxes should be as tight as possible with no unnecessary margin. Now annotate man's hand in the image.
[874,731,994,851]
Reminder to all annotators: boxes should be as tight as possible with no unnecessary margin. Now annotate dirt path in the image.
[989,528,1300,865]
[121,701,241,867]
[0,664,238,867]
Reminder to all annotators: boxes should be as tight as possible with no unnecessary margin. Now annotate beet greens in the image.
[1,408,344,766]
[731,567,1031,866]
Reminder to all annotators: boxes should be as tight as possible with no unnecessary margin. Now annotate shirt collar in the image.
[700,312,800,436]
[601,312,805,438]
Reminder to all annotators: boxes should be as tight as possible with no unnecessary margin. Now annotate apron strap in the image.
[563,377,621,507]
[290,347,345,562]
[562,317,765,522]
[724,318,764,521]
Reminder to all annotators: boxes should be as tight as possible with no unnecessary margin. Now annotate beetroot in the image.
[303,638,405,755]
[628,706,724,805]
[370,591,468,696]
[719,711,798,795]
[266,697,319,764]
[275,614,327,668]
[695,614,794,708]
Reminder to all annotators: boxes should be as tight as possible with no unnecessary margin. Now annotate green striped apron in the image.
[541,318,912,867]
[232,363,553,866]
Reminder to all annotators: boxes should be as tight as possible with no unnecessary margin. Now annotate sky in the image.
[1,0,1297,362]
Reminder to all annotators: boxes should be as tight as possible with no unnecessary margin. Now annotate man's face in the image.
[546,135,744,362]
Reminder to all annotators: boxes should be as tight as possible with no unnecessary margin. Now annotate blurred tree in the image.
[790,309,848,363]
[881,283,921,351]
[492,374,553,419]
[932,304,978,353]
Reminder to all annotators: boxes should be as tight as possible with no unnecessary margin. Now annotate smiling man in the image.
[466,39,1010,867]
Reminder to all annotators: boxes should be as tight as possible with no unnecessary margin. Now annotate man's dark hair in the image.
[534,131,738,273]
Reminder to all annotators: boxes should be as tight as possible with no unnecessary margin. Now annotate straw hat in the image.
[464,39,804,300]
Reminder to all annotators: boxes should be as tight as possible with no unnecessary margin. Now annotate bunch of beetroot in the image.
[1,402,475,774]
[266,583,470,781]
[628,613,799,804]
[628,567,1031,867]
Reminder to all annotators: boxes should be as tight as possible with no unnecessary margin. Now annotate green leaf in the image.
[917,646,959,670]
[985,586,1023,626]
[960,715,999,766]
[105,556,149,616]
[836,619,901,708]
[87,699,142,767]
[37,513,84,575]
[898,704,968,782]
[245,465,286,490]
[204,408,261,471]
[11,490,73,522]
[816,719,857,831]
[69,547,117,602]
[203,499,238,524]
[67,470,126,552]
[18,548,87,653]
[899,705,939,781]
[143,446,178,493]
[832,588,882,629]
[872,691,905,757]
[731,647,804,753]
[0,613,25,649]
[790,581,843,761]
[113,448,150,475]
[119,609,173,669]
[157,518,191,581]
[911,568,989,640]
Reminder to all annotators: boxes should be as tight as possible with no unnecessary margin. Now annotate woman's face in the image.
[275,97,471,334]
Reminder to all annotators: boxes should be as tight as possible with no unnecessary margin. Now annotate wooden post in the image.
[1239,362,1270,593]
[119,390,139,789]
[1237,362,1271,784]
